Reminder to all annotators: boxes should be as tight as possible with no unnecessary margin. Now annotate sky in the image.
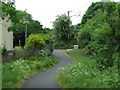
[15,0,119,29]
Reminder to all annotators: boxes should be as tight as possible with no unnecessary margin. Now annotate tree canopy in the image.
[1,0,53,46]
[77,2,120,67]
[53,14,73,42]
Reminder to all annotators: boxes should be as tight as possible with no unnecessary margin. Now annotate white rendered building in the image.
[0,16,13,50]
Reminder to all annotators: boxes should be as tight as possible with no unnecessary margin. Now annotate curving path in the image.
[22,50,73,88]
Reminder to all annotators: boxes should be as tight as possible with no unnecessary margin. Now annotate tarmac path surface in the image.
[22,50,73,88]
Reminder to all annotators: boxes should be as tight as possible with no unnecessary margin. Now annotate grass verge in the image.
[56,49,119,88]
[2,55,58,88]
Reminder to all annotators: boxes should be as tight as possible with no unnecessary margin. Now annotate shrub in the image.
[56,40,65,46]
[39,49,50,57]
[1,46,10,63]
[2,58,31,88]
[14,46,24,60]
[2,55,58,88]
[14,46,22,51]
[1,45,7,55]
[41,34,53,44]
[56,50,119,88]
[24,34,45,49]
[42,34,54,53]
[24,34,54,56]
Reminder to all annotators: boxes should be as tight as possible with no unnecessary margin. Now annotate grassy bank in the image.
[56,49,119,88]
[2,55,58,88]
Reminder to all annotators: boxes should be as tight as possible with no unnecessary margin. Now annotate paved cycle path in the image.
[22,50,73,88]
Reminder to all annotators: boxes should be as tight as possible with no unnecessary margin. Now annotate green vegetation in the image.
[53,14,75,48]
[55,40,73,49]
[2,55,58,88]
[80,2,104,25]
[0,46,7,55]
[53,14,73,41]
[2,33,55,62]
[1,0,54,46]
[2,32,58,88]
[1,0,120,89]
[1,1,58,88]
[1,5,58,86]
[24,34,45,49]
[56,2,119,88]
[24,34,54,55]
[56,50,119,88]
[77,2,120,67]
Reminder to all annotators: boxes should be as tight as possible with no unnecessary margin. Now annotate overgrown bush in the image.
[24,34,54,55]
[2,55,58,88]
[77,7,120,67]
[0,46,10,62]
[41,34,54,53]
[2,33,55,63]
[56,50,119,88]
[56,40,66,46]
[39,49,50,57]
[14,46,23,59]
[0,46,7,55]
[24,34,45,49]
[55,40,73,49]
[53,14,73,42]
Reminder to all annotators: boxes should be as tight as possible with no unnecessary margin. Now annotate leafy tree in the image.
[7,10,32,46]
[43,28,54,35]
[1,1,16,22]
[1,1,45,46]
[81,2,104,25]
[27,20,43,35]
[11,14,47,46]
[53,14,73,42]
[77,2,120,67]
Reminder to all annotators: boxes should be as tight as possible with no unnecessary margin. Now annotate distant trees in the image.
[101,0,112,2]
[6,9,44,46]
[53,14,73,42]
[1,1,53,46]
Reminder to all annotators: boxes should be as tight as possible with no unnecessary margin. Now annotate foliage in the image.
[77,2,120,67]
[1,1,48,46]
[24,34,45,49]
[55,40,73,49]
[41,34,54,44]
[24,34,54,55]
[80,2,104,26]
[14,46,22,51]
[27,20,43,34]
[0,45,7,55]
[1,1,16,22]
[2,55,58,88]
[14,46,23,59]
[53,14,73,42]
[2,33,54,62]
[56,50,119,88]
[39,49,50,57]
[43,28,54,35]
[10,11,44,46]
[56,40,66,47]
[41,34,55,54]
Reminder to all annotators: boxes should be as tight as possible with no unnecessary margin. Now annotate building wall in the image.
[0,17,13,50]
[0,18,2,49]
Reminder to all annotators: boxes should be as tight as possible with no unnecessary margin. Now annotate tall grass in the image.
[56,49,119,88]
[2,55,58,88]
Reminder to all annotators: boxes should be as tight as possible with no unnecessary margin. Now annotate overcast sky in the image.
[15,0,119,29]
